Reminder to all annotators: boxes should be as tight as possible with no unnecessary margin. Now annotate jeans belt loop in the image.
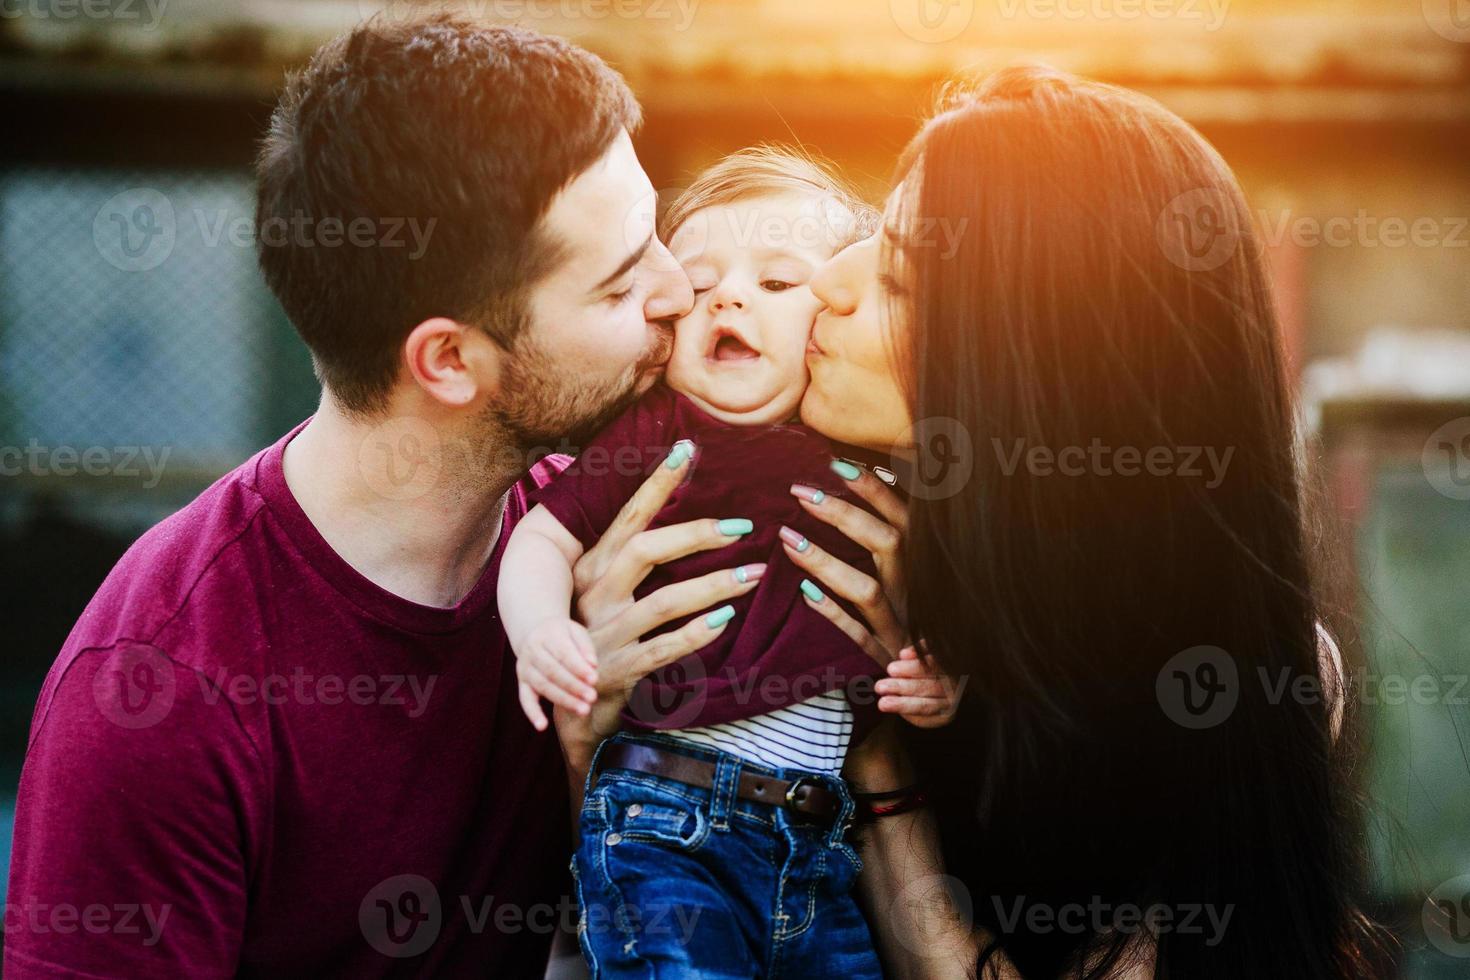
[710,753,739,831]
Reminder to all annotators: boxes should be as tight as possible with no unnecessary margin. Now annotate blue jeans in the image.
[571,732,882,979]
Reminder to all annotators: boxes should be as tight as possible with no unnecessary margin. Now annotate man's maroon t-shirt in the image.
[5,422,573,978]
[529,383,884,736]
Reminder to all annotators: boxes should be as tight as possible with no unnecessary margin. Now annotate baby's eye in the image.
[761,280,797,293]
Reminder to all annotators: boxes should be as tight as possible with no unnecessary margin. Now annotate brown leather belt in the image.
[593,741,842,824]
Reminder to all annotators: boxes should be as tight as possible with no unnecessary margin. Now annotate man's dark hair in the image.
[255,16,641,414]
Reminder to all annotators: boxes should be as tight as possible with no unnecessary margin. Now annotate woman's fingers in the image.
[783,530,906,654]
[578,518,751,631]
[625,610,734,690]
[827,460,909,532]
[602,564,764,651]
[798,585,894,667]
[577,440,698,583]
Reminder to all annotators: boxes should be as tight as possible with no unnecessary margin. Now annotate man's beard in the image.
[486,329,671,453]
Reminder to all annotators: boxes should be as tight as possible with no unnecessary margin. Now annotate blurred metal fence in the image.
[0,167,318,530]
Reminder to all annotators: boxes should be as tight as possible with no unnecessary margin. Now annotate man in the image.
[6,18,752,976]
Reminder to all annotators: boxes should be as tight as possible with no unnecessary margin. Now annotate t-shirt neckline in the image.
[253,418,515,636]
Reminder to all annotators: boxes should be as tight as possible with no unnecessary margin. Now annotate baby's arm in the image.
[499,504,600,731]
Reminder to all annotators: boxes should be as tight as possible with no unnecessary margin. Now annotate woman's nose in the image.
[810,250,853,315]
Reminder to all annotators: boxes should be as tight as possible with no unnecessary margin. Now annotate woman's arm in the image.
[845,722,987,980]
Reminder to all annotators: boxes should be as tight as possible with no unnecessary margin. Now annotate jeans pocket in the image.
[603,779,711,852]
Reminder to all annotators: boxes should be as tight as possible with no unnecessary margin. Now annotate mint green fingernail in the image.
[734,565,749,584]
[705,605,736,628]
[830,459,861,481]
[664,440,694,469]
[717,518,753,536]
[800,579,825,603]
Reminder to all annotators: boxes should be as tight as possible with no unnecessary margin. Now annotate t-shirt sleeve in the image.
[4,642,266,978]
[527,386,682,551]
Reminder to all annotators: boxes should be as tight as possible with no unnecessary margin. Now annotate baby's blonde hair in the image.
[659,145,878,252]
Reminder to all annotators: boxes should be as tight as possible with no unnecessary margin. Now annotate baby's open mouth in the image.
[707,327,760,363]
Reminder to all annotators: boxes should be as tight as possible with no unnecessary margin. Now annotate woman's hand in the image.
[551,441,761,780]
[784,460,909,666]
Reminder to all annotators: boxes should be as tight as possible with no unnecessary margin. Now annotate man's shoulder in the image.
[60,446,276,672]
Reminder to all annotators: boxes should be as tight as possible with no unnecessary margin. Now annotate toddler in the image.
[500,148,950,977]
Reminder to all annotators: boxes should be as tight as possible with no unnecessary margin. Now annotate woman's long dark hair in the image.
[893,67,1390,977]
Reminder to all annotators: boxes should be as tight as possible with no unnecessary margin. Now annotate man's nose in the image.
[643,244,693,323]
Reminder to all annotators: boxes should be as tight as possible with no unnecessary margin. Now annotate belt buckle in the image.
[783,775,818,812]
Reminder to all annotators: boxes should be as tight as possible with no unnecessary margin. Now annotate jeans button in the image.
[606,832,623,846]
[627,804,643,817]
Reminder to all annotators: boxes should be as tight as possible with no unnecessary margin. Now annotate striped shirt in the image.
[668,689,854,776]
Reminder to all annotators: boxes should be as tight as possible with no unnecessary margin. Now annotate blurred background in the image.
[1,0,1467,973]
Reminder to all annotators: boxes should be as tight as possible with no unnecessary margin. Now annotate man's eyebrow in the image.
[593,233,652,293]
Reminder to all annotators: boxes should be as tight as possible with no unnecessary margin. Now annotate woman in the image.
[783,66,1391,977]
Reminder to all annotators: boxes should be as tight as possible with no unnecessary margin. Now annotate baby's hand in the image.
[514,618,599,732]
[875,644,962,729]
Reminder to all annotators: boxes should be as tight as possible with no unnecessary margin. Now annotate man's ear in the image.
[402,317,504,407]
